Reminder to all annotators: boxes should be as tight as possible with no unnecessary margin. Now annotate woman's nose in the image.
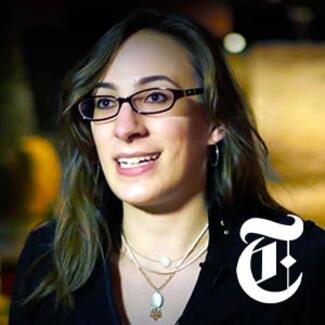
[113,102,148,142]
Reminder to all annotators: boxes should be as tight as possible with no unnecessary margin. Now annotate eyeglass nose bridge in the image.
[116,95,143,116]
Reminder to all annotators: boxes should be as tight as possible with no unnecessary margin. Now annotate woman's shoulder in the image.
[23,219,56,255]
[297,217,325,267]
[10,220,56,309]
[30,218,56,235]
[302,217,325,241]
[30,218,56,239]
[14,219,56,278]
[278,213,325,254]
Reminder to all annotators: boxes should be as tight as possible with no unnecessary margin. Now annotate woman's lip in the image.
[114,151,161,161]
[115,153,161,176]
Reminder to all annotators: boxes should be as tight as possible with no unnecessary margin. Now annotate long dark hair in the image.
[22,9,289,310]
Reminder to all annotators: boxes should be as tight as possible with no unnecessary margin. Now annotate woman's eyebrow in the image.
[137,75,181,88]
[93,75,181,90]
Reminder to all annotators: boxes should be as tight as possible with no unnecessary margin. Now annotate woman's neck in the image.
[121,193,209,261]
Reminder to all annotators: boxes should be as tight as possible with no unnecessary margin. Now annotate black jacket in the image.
[9,204,325,325]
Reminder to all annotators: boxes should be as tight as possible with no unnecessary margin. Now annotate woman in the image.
[9,9,325,325]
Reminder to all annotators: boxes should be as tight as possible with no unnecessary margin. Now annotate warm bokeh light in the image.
[223,32,247,53]
[19,135,61,225]
[183,1,233,38]
[242,44,325,227]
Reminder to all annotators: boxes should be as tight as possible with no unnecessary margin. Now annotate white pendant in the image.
[151,291,164,309]
[160,256,171,268]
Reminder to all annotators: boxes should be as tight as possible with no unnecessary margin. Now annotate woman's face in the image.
[90,30,224,211]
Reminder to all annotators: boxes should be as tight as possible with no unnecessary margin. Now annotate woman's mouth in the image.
[115,152,161,176]
[117,152,160,168]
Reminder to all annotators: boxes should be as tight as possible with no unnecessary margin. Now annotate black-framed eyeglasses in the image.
[77,87,204,121]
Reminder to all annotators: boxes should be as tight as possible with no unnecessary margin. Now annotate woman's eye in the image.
[146,92,167,103]
[96,97,115,109]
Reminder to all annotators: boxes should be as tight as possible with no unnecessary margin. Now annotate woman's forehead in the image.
[100,30,197,90]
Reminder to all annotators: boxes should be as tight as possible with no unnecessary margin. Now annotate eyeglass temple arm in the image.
[173,88,204,100]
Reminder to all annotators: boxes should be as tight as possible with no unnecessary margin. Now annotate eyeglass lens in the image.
[79,89,174,120]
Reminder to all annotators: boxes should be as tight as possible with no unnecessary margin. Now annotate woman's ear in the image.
[208,124,225,145]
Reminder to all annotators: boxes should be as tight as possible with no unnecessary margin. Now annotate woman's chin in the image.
[116,189,159,207]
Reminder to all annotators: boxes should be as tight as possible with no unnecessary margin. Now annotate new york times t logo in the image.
[236,214,304,303]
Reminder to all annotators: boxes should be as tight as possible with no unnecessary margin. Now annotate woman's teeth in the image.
[117,153,160,168]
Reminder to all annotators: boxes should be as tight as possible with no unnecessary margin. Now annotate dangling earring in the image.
[210,144,219,167]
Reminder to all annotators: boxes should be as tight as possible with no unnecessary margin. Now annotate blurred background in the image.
[0,0,324,321]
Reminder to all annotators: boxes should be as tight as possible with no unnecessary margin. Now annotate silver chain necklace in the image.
[121,222,209,320]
